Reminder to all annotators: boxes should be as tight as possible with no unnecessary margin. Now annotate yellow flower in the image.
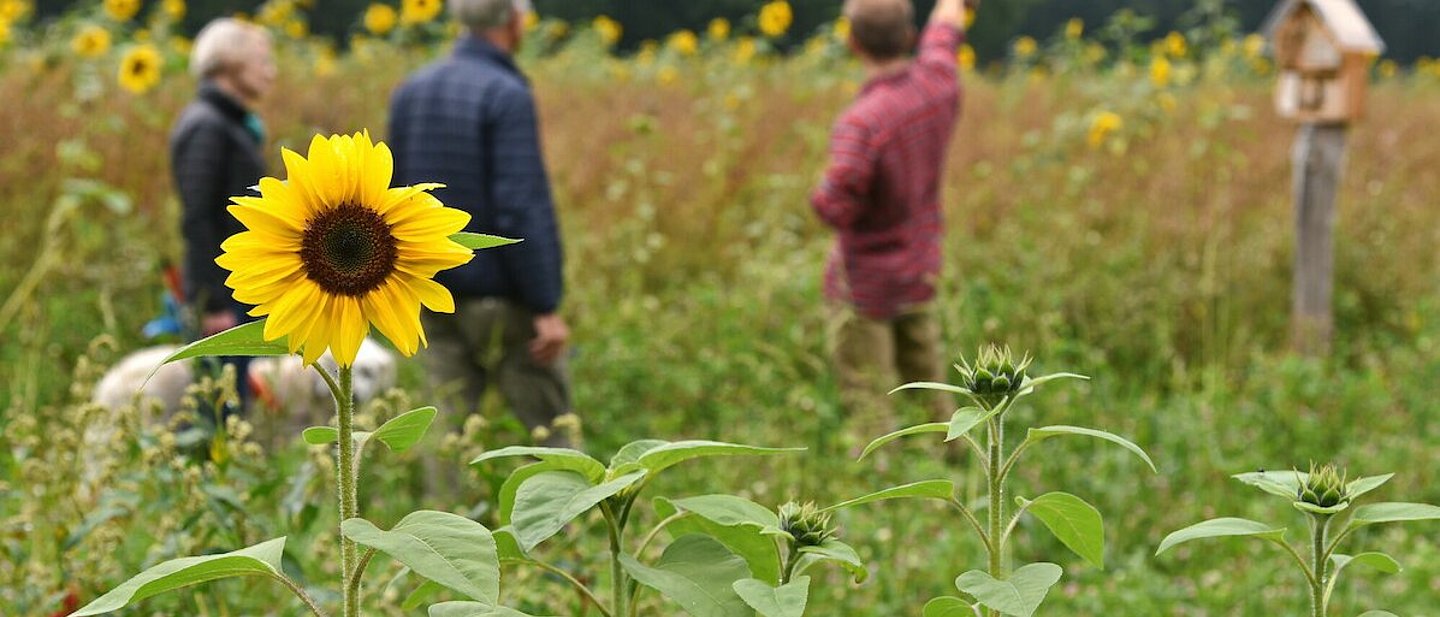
[400,0,443,26]
[758,0,792,38]
[522,10,538,31]
[0,20,10,46]
[1149,56,1171,87]
[117,44,163,94]
[364,4,397,35]
[657,65,678,86]
[217,132,475,366]
[734,37,758,65]
[72,25,113,58]
[314,48,336,76]
[1242,33,1265,59]
[957,44,975,71]
[0,0,31,22]
[1087,111,1122,149]
[285,19,308,39]
[1164,31,1187,58]
[668,29,698,56]
[1013,36,1037,58]
[171,35,191,55]
[103,0,141,22]
[1065,18,1083,41]
[964,7,976,29]
[593,15,621,47]
[708,17,730,42]
[1084,43,1106,64]
[545,20,567,39]
[162,0,186,21]
[1377,59,1397,79]
[834,16,849,41]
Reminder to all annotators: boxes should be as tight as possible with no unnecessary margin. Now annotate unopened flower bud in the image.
[778,501,837,548]
[1297,463,1350,509]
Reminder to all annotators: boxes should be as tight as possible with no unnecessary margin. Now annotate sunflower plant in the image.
[839,344,1157,617]
[70,132,532,617]
[469,441,866,617]
[1158,464,1440,617]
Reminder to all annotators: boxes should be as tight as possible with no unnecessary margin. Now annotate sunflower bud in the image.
[1297,463,1350,509]
[958,344,1032,402]
[778,501,836,548]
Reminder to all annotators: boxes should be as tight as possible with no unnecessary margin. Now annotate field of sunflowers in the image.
[3,0,1440,615]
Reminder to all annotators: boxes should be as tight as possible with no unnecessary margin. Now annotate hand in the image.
[201,311,239,336]
[931,0,976,32]
[530,313,570,365]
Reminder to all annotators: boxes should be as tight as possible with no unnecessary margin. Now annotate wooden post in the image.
[1290,122,1348,356]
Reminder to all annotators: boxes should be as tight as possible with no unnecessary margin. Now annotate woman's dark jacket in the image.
[169,82,266,314]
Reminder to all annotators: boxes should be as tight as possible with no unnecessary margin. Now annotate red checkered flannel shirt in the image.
[810,23,964,320]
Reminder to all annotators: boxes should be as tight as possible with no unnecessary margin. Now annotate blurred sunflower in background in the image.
[364,3,397,36]
[667,29,698,56]
[161,0,186,21]
[592,14,621,47]
[0,0,31,22]
[708,17,730,42]
[217,133,474,366]
[400,0,443,26]
[758,0,791,38]
[72,24,112,58]
[103,0,140,22]
[117,44,162,94]
[1088,111,1123,149]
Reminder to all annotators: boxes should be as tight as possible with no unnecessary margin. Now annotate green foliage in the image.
[71,537,288,616]
[849,347,1154,616]
[1158,467,1440,616]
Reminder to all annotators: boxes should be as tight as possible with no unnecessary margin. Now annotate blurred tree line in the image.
[37,0,1440,62]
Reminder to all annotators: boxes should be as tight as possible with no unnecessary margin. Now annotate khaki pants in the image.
[422,298,572,446]
[829,304,953,444]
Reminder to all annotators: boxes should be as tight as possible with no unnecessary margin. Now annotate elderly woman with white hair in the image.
[169,17,275,416]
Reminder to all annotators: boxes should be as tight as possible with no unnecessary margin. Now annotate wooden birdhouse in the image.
[1263,0,1385,124]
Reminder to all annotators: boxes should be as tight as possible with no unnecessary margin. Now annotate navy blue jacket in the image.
[388,37,563,314]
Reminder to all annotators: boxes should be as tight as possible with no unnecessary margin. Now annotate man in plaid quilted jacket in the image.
[811,0,971,442]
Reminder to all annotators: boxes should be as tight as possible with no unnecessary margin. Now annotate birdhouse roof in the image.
[1263,0,1386,54]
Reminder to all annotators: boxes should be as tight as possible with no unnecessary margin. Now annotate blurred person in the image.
[811,0,971,447]
[388,0,573,446]
[170,18,276,416]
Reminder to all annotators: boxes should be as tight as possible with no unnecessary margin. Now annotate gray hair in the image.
[190,18,268,79]
[450,0,531,31]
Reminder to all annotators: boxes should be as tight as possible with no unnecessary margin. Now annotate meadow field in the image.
[3,1,1440,615]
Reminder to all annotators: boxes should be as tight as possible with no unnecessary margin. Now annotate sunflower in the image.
[757,0,791,38]
[592,15,620,47]
[707,18,729,42]
[364,3,397,35]
[0,0,30,22]
[117,44,162,94]
[162,0,186,21]
[400,0,442,25]
[103,0,140,22]
[667,29,697,56]
[72,25,113,58]
[217,132,474,367]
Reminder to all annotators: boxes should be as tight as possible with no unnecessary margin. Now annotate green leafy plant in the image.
[1158,463,1440,617]
[70,232,541,617]
[471,441,864,617]
[837,344,1157,617]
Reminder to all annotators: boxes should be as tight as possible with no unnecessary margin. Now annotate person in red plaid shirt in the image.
[812,0,969,442]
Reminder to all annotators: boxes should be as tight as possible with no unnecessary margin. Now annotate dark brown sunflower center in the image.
[300,203,398,296]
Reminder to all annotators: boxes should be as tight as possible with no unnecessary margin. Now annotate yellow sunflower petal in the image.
[281,147,325,212]
[378,183,446,213]
[391,206,471,241]
[361,139,394,209]
[228,203,303,237]
[404,275,456,314]
[330,296,368,366]
[362,281,418,356]
[261,279,321,342]
[300,296,334,365]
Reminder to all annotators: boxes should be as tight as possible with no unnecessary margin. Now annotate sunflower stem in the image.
[335,365,360,617]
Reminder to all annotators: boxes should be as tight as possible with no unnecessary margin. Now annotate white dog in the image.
[93,338,398,432]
